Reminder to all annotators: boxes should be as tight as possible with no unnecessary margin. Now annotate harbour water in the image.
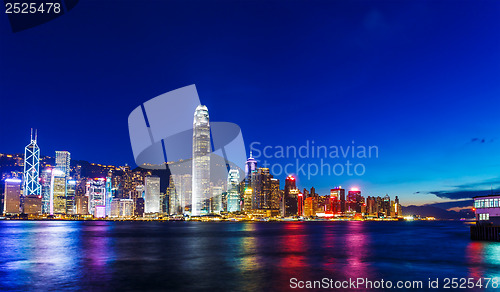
[0,221,499,291]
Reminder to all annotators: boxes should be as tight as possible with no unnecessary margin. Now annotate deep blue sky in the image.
[1,0,499,205]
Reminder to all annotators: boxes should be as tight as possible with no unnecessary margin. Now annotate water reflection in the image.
[344,221,373,280]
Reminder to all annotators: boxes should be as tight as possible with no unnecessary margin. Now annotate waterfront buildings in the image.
[3,178,21,215]
[283,175,299,217]
[227,169,241,212]
[55,151,71,178]
[192,105,211,216]
[87,178,107,217]
[24,195,42,215]
[144,176,161,214]
[474,195,500,225]
[52,171,67,215]
[23,130,41,197]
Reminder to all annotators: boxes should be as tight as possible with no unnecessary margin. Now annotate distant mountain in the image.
[402,204,475,220]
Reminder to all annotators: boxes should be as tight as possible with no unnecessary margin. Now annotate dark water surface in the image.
[0,221,499,291]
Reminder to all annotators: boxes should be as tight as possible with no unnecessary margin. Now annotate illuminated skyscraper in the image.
[283,175,299,217]
[192,105,211,216]
[52,172,67,214]
[86,178,107,217]
[3,178,21,215]
[245,151,257,180]
[55,151,71,178]
[23,129,41,197]
[298,192,304,216]
[227,169,240,212]
[269,178,281,210]
[251,168,272,209]
[170,174,192,215]
[40,168,52,213]
[66,180,76,215]
[145,176,161,213]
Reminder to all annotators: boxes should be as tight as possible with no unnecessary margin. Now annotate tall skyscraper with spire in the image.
[23,129,41,197]
[192,105,211,216]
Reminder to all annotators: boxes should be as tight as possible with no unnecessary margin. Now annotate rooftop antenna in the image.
[34,129,37,142]
[30,128,33,141]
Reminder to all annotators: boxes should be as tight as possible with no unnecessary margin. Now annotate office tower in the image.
[145,176,161,213]
[192,105,211,216]
[134,197,145,217]
[75,195,89,215]
[347,188,361,213]
[52,172,67,215]
[366,196,377,215]
[86,178,107,217]
[383,194,391,216]
[105,176,113,216]
[297,192,304,216]
[120,199,134,217]
[330,187,345,214]
[340,188,346,213]
[394,196,401,217]
[310,187,316,198]
[23,129,41,197]
[243,188,253,212]
[66,180,76,215]
[170,174,192,215]
[3,178,21,215]
[55,151,71,178]
[40,168,52,213]
[211,186,223,214]
[24,196,42,215]
[227,169,241,212]
[251,168,272,209]
[245,151,257,180]
[269,178,281,210]
[110,198,121,217]
[167,176,179,215]
[283,175,299,217]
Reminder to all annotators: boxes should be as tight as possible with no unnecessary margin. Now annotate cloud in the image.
[429,189,498,200]
[469,137,495,144]
[424,177,500,200]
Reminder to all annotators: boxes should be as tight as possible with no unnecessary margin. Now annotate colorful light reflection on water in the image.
[0,221,499,291]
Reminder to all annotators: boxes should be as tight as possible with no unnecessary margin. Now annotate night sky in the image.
[1,0,499,205]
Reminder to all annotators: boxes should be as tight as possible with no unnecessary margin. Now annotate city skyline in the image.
[0,128,412,220]
[2,1,499,208]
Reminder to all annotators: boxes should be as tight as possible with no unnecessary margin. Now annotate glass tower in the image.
[23,129,41,197]
[192,105,211,216]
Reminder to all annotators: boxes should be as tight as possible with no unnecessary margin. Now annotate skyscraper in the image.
[23,129,41,197]
[3,178,21,215]
[227,169,240,212]
[40,168,52,214]
[251,168,272,209]
[66,180,76,215]
[269,178,281,210]
[245,151,257,180]
[144,176,161,213]
[52,171,67,214]
[55,151,71,178]
[192,105,211,216]
[86,178,107,217]
[283,175,299,217]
